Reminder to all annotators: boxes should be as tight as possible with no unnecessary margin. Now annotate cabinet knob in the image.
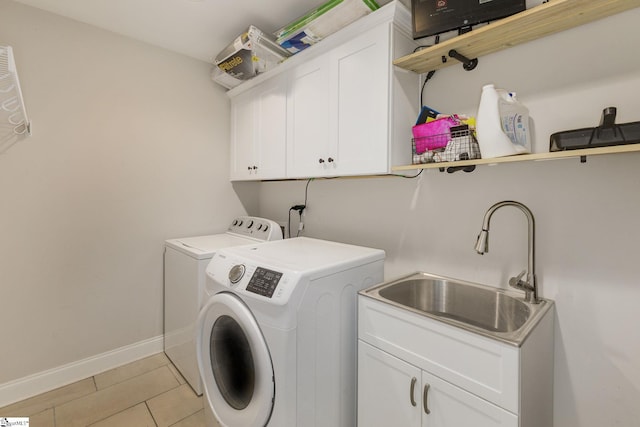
[252,165,258,170]
[247,166,252,171]
[318,158,325,164]
[327,157,334,163]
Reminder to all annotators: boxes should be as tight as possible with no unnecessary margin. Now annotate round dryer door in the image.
[196,292,274,427]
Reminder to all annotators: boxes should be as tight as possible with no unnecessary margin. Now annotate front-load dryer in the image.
[196,237,385,426]
[163,216,282,395]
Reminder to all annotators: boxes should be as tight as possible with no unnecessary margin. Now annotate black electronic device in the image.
[411,0,526,39]
[550,107,640,152]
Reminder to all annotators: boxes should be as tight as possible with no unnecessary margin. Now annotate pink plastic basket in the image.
[412,116,461,153]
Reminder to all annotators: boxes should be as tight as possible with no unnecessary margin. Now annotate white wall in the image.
[0,0,257,390]
[258,8,640,427]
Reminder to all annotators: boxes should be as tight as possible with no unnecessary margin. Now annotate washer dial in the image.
[228,264,246,284]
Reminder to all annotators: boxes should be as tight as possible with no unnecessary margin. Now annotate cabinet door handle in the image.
[423,383,431,414]
[318,158,325,164]
[410,377,417,407]
[327,157,334,163]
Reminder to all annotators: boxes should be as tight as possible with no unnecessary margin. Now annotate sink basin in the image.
[361,272,553,346]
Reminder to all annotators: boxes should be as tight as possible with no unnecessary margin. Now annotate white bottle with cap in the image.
[476,84,531,158]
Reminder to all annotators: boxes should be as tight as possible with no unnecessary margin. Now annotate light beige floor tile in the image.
[89,402,156,427]
[147,384,203,427]
[55,365,179,427]
[0,377,96,416]
[94,352,170,389]
[167,363,187,385]
[28,408,55,427]
[169,409,209,427]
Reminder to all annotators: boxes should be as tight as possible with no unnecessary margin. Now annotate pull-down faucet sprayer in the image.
[475,200,539,304]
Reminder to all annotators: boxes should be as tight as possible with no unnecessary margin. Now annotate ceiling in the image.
[12,0,394,63]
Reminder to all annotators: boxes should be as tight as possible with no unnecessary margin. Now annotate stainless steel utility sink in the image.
[361,272,553,346]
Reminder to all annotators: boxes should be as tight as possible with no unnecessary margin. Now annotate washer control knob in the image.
[229,264,246,284]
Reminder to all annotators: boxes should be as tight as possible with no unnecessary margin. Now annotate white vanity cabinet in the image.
[228,1,418,180]
[357,296,554,427]
[229,75,287,181]
[359,341,518,427]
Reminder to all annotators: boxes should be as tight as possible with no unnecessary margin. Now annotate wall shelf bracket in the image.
[448,49,478,71]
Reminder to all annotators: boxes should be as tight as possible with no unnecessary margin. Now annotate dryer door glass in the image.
[210,315,255,410]
[197,292,274,427]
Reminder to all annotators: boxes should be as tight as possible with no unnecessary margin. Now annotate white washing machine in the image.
[164,216,282,395]
[196,237,385,427]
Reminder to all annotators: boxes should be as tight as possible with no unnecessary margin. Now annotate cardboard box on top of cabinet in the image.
[275,0,381,54]
[213,25,291,88]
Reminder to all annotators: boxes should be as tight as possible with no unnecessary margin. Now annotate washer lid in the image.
[165,234,256,259]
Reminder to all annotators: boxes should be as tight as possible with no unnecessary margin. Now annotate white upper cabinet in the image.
[228,1,418,181]
[287,24,392,179]
[328,24,390,177]
[286,54,331,178]
[230,75,287,181]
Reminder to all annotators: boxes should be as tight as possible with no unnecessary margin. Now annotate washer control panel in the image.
[207,253,301,305]
[227,216,283,241]
[246,267,283,298]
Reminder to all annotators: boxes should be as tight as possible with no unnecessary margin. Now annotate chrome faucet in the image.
[474,201,539,304]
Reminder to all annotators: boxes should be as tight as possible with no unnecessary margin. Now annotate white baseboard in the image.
[0,335,164,408]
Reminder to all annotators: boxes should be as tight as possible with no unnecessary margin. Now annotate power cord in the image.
[288,205,305,238]
[420,70,436,107]
[415,35,439,107]
[287,178,313,238]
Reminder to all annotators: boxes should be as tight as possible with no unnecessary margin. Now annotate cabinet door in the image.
[229,88,256,180]
[230,77,287,181]
[254,76,287,180]
[421,371,518,427]
[286,54,331,178]
[330,23,390,176]
[358,341,421,427]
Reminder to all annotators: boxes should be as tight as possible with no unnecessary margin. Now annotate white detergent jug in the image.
[476,84,531,158]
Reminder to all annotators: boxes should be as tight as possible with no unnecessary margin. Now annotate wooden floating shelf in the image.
[393,0,640,74]
[391,144,640,172]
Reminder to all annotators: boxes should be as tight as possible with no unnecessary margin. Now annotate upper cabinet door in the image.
[286,54,331,178]
[230,76,287,181]
[330,24,391,176]
[254,76,287,180]
[230,89,257,181]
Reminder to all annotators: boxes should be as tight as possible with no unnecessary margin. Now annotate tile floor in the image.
[0,352,220,427]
